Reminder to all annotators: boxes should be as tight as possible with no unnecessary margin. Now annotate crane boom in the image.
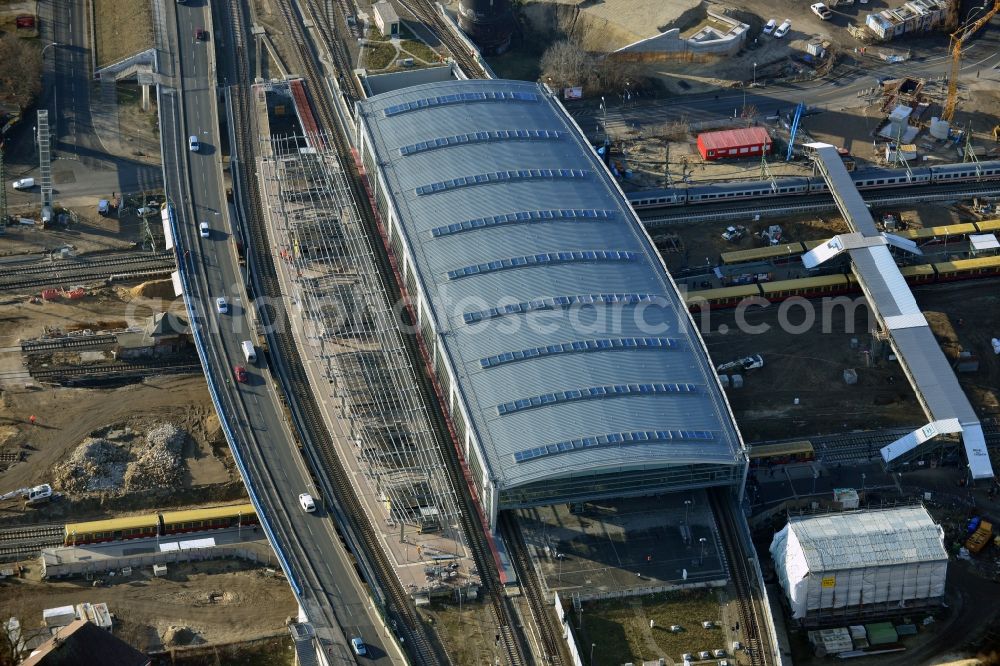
[943,0,1000,123]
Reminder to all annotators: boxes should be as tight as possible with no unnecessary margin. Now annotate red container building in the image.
[697,127,772,161]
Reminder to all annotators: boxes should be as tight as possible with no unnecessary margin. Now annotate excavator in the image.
[943,0,1000,123]
[0,483,53,506]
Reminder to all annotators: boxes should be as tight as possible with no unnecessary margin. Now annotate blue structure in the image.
[355,80,746,528]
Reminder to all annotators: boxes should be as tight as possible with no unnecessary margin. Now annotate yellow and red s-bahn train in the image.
[64,503,258,546]
[686,254,1000,309]
[748,440,816,468]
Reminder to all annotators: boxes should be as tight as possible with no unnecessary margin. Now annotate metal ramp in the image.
[803,142,994,481]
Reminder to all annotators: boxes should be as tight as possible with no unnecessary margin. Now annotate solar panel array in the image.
[462,293,663,324]
[447,250,639,280]
[479,337,679,369]
[415,168,589,196]
[431,208,615,238]
[496,382,699,416]
[399,129,564,156]
[513,429,717,463]
[383,90,539,117]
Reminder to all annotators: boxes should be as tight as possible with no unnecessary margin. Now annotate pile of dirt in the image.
[163,625,199,647]
[128,279,176,300]
[53,422,186,495]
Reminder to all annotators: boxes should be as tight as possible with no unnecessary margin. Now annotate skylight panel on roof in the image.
[416,169,590,196]
[511,429,716,463]
[496,382,699,415]
[447,250,638,280]
[461,293,662,324]
[383,90,540,117]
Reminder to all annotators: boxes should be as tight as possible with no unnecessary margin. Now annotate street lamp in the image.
[752,62,757,87]
[683,499,692,526]
[698,537,708,566]
[590,642,597,666]
[861,472,867,492]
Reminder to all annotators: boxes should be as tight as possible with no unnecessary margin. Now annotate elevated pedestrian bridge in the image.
[800,143,993,481]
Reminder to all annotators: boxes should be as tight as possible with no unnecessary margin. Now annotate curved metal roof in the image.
[357,79,743,491]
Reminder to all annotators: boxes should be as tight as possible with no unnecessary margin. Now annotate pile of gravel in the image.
[54,422,187,496]
[54,437,129,493]
[123,423,185,492]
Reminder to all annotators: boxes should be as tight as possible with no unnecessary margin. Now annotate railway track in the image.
[20,335,119,354]
[28,360,202,383]
[0,252,176,292]
[710,489,773,666]
[392,0,486,78]
[0,525,65,562]
[639,182,1000,225]
[290,2,546,663]
[499,512,566,665]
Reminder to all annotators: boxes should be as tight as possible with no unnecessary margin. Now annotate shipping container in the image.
[697,127,772,161]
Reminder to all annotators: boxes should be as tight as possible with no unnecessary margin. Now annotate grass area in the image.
[168,636,295,665]
[400,39,439,64]
[363,40,397,70]
[574,589,728,664]
[419,600,498,665]
[94,0,153,68]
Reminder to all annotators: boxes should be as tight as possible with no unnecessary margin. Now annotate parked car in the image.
[810,3,833,19]
[762,19,777,35]
[774,19,792,37]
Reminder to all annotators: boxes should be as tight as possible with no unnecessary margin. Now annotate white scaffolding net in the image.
[261,133,462,539]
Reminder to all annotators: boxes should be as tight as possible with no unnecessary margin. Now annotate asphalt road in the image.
[160,2,398,663]
[568,22,1000,138]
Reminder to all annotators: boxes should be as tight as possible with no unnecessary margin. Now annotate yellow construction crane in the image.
[943,0,1000,122]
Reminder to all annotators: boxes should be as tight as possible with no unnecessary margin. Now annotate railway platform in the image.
[39,526,273,578]
[516,492,728,601]
[253,81,480,604]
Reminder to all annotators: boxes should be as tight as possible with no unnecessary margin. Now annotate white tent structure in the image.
[770,506,947,623]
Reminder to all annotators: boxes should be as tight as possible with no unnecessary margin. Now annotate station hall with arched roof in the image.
[354,79,747,529]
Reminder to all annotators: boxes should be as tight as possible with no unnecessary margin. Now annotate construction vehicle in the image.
[716,354,764,373]
[967,519,993,554]
[943,0,1000,123]
[722,225,747,242]
[0,483,53,506]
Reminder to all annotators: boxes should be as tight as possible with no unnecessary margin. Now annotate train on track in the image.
[64,504,257,546]
[748,440,816,468]
[686,254,1000,308]
[628,160,1000,209]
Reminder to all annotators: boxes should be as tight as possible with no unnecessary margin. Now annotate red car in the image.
[234,365,248,383]
[194,27,208,41]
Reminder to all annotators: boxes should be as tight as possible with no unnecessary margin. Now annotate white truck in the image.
[241,340,257,363]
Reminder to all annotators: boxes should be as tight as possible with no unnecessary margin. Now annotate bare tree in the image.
[0,35,43,109]
[539,39,594,90]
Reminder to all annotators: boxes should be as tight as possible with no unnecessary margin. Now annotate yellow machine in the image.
[943,0,1000,123]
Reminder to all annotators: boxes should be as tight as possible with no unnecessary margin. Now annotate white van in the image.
[241,340,256,363]
[12,178,34,190]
